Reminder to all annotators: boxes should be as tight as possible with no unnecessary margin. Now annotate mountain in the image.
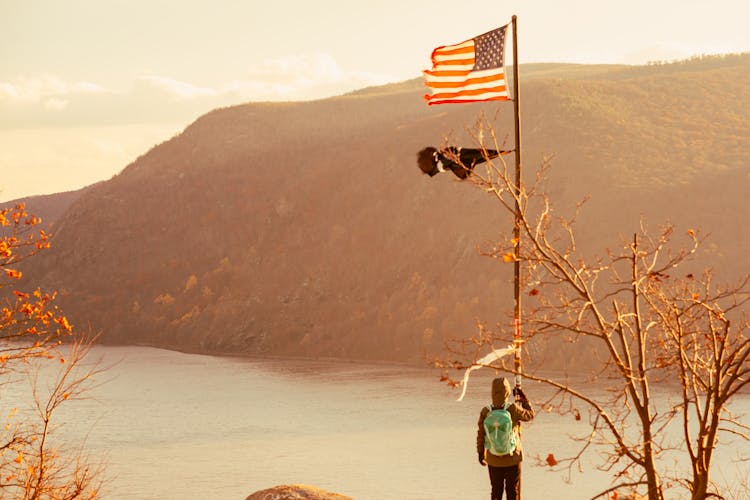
[4,187,89,229]
[22,54,750,365]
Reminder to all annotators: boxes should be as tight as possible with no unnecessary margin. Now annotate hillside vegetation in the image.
[20,54,750,364]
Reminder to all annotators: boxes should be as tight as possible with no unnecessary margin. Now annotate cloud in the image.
[0,75,105,103]
[228,52,396,101]
[43,97,69,111]
[0,53,398,129]
[135,76,218,101]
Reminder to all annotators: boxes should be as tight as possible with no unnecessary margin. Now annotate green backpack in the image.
[483,403,517,456]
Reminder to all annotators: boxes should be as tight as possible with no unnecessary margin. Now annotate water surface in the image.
[5,346,747,499]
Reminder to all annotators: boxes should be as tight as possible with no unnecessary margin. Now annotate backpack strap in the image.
[488,403,513,412]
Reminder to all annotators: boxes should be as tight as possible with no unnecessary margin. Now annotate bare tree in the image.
[1,203,105,498]
[434,121,750,500]
[2,338,105,499]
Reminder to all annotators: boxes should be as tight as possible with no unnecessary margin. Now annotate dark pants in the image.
[488,463,521,500]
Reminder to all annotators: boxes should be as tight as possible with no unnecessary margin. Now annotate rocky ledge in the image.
[246,484,353,500]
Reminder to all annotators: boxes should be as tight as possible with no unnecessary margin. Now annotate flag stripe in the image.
[424,94,509,105]
[425,67,505,84]
[432,44,474,58]
[428,85,508,100]
[432,39,473,54]
[423,25,510,106]
[423,69,471,78]
[428,96,509,105]
[432,57,475,66]
[424,73,506,89]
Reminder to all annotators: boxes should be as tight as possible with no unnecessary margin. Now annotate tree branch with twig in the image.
[432,118,750,499]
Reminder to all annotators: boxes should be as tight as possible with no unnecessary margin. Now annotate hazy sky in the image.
[2,0,749,202]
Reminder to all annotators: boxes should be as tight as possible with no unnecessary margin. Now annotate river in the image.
[3,346,748,499]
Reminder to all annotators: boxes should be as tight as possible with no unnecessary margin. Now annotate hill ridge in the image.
[19,56,750,364]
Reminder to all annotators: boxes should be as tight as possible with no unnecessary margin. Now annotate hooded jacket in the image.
[477,377,535,467]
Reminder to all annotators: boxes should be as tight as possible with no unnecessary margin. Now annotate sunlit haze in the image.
[2,0,749,202]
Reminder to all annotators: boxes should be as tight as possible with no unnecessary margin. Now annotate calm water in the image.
[3,346,748,499]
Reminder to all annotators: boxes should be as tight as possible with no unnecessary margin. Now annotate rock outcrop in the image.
[245,484,352,500]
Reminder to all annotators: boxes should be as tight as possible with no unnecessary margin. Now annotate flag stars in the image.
[473,27,507,71]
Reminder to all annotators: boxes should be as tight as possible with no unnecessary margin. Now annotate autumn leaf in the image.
[5,268,22,279]
[692,293,700,301]
[529,288,539,296]
[502,252,516,263]
[14,453,23,464]
[545,453,557,466]
[574,409,581,421]
[56,316,72,332]
[687,229,695,237]
[439,374,459,388]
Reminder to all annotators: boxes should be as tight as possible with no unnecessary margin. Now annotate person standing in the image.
[477,377,535,500]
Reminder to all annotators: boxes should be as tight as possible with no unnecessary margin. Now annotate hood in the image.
[492,377,511,407]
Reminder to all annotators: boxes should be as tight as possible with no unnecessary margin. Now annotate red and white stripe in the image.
[423,38,509,105]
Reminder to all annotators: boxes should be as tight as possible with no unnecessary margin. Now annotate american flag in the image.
[423,25,510,105]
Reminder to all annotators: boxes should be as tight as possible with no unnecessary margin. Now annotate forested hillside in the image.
[19,54,750,364]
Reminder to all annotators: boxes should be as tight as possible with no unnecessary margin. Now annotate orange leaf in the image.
[546,453,557,466]
[501,252,516,263]
[56,316,72,331]
[4,268,22,279]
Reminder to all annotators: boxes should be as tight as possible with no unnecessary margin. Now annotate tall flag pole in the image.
[421,16,523,392]
[511,15,523,392]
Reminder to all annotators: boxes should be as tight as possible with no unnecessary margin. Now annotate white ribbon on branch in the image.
[456,345,517,402]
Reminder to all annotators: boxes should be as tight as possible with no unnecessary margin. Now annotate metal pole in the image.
[511,15,523,391]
